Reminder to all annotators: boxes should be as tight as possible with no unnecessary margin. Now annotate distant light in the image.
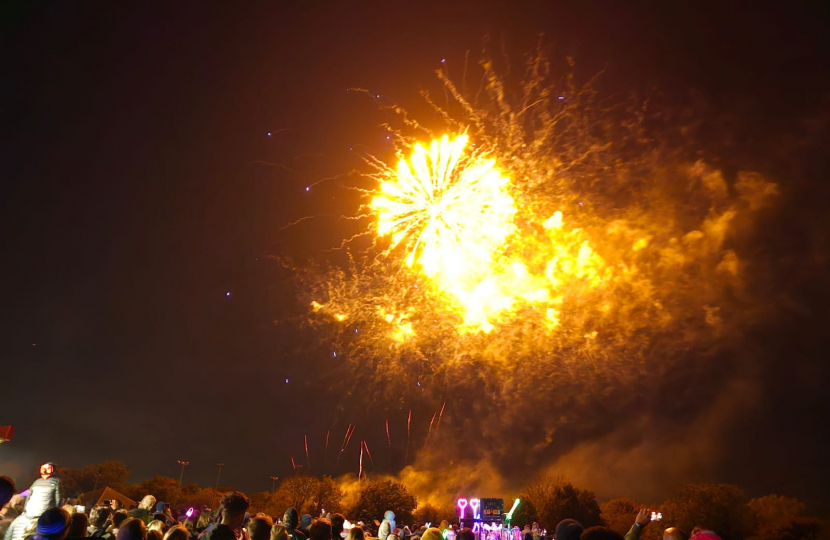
[417,381,421,387]
[32,343,37,347]
[333,351,337,358]
[354,328,358,333]
[226,292,231,296]
[267,132,272,136]
[386,136,390,140]
[441,59,446,63]
[558,96,564,100]
[376,94,380,98]
[349,147,353,151]
[285,378,289,384]
[305,186,310,192]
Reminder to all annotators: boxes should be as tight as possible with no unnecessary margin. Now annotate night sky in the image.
[2,1,830,512]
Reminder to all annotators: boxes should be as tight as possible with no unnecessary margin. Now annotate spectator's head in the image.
[90,507,112,529]
[270,525,288,540]
[117,518,146,540]
[0,476,16,508]
[147,521,167,534]
[420,528,442,540]
[301,515,313,530]
[40,463,56,480]
[688,530,720,540]
[663,528,687,540]
[111,500,124,511]
[580,527,623,540]
[330,514,345,539]
[37,507,73,540]
[147,530,162,540]
[68,513,89,538]
[309,519,332,540]
[457,528,475,540]
[220,492,250,529]
[283,509,299,529]
[345,527,364,540]
[555,520,584,540]
[247,516,274,540]
[162,526,189,540]
[112,511,129,531]
[139,497,157,512]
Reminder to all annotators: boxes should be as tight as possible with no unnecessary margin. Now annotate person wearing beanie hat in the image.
[298,516,312,538]
[35,508,72,540]
[554,519,583,540]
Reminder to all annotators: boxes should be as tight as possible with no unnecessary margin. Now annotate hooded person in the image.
[281,510,305,540]
[376,513,395,540]
[554,520,583,540]
[418,530,441,540]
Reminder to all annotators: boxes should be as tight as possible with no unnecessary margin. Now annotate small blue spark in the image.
[267,132,272,136]
[226,292,231,297]
[355,328,358,333]
[333,351,337,358]
[285,378,289,384]
[441,58,446,63]
[558,96,564,100]
[417,381,421,387]
[305,186,310,192]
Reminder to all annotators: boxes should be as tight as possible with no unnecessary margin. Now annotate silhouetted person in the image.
[581,527,623,540]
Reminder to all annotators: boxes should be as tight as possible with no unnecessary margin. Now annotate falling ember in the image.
[405,409,412,464]
[385,419,392,467]
[358,443,364,480]
[304,434,310,472]
[290,456,297,470]
[423,412,437,449]
[324,429,330,466]
[363,440,375,468]
[435,401,446,433]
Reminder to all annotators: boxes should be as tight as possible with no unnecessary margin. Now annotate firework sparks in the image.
[303,47,779,470]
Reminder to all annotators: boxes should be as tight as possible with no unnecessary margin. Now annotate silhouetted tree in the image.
[350,479,417,525]
[520,475,601,530]
[600,498,639,536]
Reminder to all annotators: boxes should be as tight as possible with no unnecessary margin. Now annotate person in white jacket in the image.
[5,463,62,540]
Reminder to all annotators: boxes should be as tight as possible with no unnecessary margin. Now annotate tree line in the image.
[46,462,827,540]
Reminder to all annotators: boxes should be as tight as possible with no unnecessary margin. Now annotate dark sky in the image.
[2,0,830,511]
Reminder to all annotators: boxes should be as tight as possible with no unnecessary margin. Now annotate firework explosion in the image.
[301,47,778,472]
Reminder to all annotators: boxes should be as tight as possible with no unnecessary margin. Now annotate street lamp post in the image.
[269,476,279,516]
[212,463,224,509]
[172,460,190,510]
